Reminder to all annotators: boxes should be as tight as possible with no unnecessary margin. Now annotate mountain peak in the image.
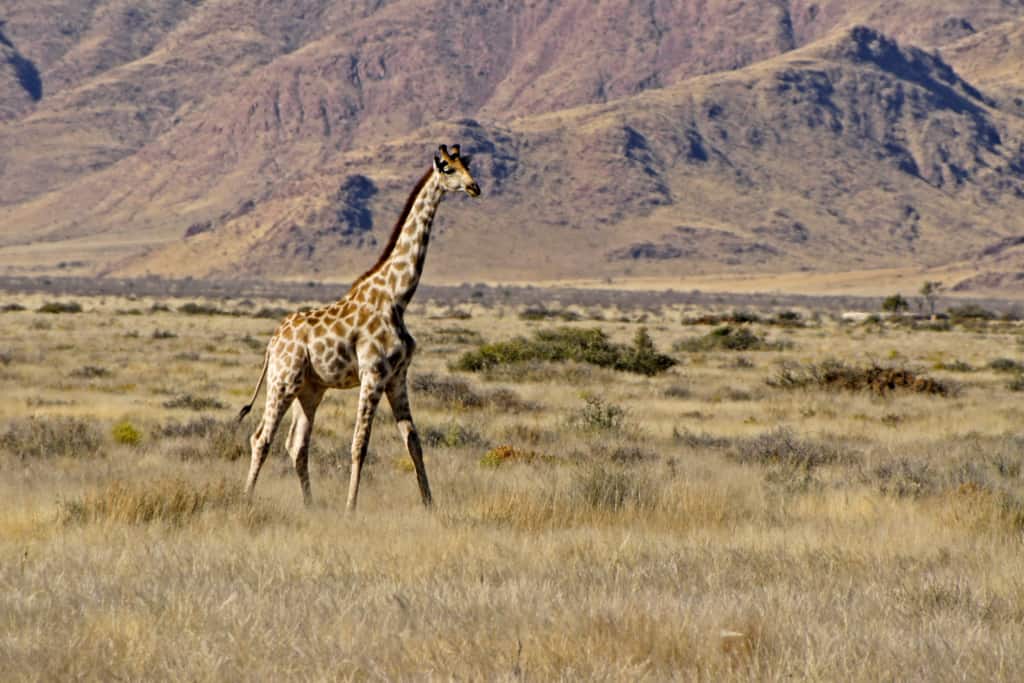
[822,25,991,107]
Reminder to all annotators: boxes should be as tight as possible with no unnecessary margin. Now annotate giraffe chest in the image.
[306,333,361,388]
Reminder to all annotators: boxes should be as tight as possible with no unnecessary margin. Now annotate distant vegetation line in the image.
[0,275,1021,314]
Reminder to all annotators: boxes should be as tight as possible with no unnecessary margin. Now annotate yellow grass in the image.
[1,292,1023,679]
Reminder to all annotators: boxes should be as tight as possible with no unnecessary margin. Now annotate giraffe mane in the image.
[349,167,433,289]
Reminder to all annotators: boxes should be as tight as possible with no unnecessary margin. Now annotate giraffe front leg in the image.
[289,387,324,507]
[386,374,432,507]
[346,373,384,511]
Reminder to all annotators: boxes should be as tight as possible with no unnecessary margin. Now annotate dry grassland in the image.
[2,291,1024,680]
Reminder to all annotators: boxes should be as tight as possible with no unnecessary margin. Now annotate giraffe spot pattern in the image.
[244,165,475,508]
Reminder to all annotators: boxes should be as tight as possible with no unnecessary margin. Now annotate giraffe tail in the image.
[238,353,269,422]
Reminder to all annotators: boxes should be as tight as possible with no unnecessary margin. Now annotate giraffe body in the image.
[241,145,480,510]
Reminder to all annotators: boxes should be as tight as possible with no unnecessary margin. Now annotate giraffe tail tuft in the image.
[238,353,269,423]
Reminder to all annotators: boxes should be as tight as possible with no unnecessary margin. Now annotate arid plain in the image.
[2,288,1023,680]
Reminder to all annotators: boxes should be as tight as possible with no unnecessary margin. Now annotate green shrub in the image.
[178,302,225,315]
[674,325,789,352]
[949,304,995,322]
[451,326,675,376]
[252,306,291,319]
[882,294,909,313]
[936,360,974,372]
[111,420,142,446]
[989,358,1024,373]
[37,301,82,314]
[519,307,580,322]
[620,328,677,375]
[429,326,484,345]
[774,310,804,326]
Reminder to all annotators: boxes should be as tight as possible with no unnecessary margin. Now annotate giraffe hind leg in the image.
[244,388,293,499]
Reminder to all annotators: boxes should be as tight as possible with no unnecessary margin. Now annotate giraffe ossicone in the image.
[239,144,481,510]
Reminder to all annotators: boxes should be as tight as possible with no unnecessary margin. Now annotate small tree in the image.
[881,293,909,313]
[920,281,944,318]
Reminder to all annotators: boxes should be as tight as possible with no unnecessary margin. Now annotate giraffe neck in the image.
[378,172,445,310]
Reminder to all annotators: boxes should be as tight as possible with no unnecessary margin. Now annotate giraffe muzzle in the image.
[466,182,481,197]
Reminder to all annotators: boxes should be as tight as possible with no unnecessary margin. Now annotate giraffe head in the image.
[434,144,481,197]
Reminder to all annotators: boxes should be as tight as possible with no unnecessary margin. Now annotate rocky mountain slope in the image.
[1,1,1023,288]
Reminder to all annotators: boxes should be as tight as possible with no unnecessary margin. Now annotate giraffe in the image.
[238,144,481,510]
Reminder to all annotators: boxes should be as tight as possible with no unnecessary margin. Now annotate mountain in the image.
[1,1,1023,289]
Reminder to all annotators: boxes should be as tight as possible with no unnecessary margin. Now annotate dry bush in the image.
[872,458,936,498]
[0,416,104,459]
[769,359,953,396]
[479,444,554,467]
[729,427,857,469]
[424,326,483,345]
[571,465,651,511]
[160,418,251,461]
[162,394,227,410]
[567,396,631,434]
[70,365,111,378]
[663,382,691,398]
[673,427,732,449]
[519,306,581,322]
[411,373,535,412]
[412,372,486,407]
[56,477,276,528]
[422,421,489,449]
[178,302,230,316]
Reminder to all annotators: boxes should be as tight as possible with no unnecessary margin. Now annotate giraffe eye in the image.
[442,166,456,175]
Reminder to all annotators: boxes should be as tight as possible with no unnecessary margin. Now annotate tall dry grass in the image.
[1,294,1023,679]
